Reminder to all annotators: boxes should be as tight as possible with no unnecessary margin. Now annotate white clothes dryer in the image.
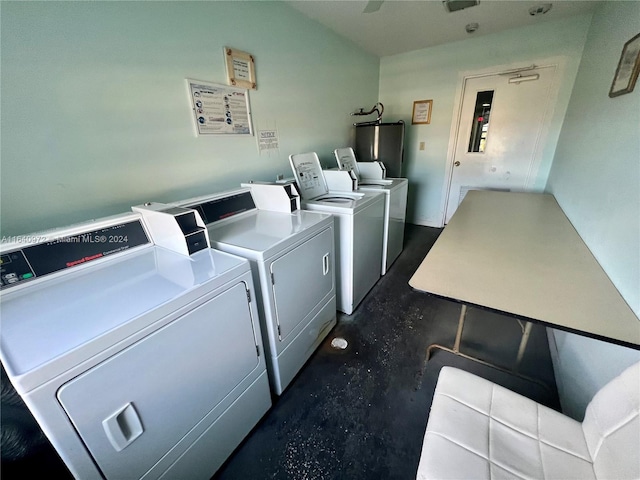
[174,186,336,395]
[333,147,408,275]
[0,211,270,479]
[289,152,385,315]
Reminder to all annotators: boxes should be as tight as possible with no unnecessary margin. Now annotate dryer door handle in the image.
[102,402,144,451]
[322,253,330,275]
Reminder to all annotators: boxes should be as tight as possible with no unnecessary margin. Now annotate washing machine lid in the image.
[0,246,249,392]
[208,209,332,254]
[334,148,398,188]
[289,152,370,207]
[334,147,359,174]
[289,152,331,200]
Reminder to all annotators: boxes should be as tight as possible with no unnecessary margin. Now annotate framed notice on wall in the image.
[224,47,257,90]
[412,99,433,124]
[186,79,253,136]
[609,33,640,98]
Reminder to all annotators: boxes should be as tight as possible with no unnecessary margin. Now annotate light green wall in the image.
[0,1,379,236]
[545,1,640,420]
[378,15,592,226]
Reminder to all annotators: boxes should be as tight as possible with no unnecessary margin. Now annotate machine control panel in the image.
[0,221,149,289]
[193,192,256,224]
[0,251,35,287]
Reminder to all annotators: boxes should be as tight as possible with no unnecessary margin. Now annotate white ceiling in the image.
[287,0,602,57]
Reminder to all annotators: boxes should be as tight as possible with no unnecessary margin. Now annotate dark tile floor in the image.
[1,224,559,479]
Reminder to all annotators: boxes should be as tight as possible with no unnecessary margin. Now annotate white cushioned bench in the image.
[417,362,640,480]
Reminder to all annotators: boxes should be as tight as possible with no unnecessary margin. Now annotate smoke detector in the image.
[465,23,479,34]
[529,3,552,16]
[443,0,480,13]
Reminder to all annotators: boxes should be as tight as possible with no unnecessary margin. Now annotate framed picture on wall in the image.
[609,32,640,98]
[412,99,433,124]
[224,47,257,90]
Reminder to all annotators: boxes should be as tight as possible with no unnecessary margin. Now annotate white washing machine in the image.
[172,184,337,395]
[333,147,408,275]
[0,210,270,479]
[289,152,385,315]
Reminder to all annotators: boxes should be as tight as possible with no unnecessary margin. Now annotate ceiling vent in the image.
[443,0,480,13]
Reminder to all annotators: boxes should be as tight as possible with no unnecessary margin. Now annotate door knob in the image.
[454,161,461,167]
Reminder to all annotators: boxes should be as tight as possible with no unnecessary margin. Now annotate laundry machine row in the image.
[0,173,387,478]
[0,209,271,479]
[289,151,386,315]
[332,147,408,275]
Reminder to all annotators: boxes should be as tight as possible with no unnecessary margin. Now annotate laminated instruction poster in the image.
[187,79,253,136]
[294,161,323,191]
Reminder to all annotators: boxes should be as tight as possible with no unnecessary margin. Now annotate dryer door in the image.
[56,281,260,480]
[270,226,334,344]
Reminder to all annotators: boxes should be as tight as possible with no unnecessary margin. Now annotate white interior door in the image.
[445,65,557,223]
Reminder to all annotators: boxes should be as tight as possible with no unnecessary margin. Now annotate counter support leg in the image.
[515,321,533,369]
[425,305,549,391]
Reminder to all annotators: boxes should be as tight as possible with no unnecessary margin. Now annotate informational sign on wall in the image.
[224,47,257,90]
[255,120,280,157]
[186,79,253,136]
[257,129,279,153]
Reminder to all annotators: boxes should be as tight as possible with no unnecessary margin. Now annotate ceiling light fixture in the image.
[443,0,480,13]
[529,3,552,16]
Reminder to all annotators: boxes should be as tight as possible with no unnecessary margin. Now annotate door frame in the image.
[438,56,567,226]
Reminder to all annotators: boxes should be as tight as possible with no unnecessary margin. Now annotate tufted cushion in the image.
[582,362,640,479]
[417,363,640,480]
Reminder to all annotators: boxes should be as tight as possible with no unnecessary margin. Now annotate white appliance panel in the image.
[57,281,259,480]
[274,296,336,391]
[1,248,245,391]
[386,179,408,270]
[332,148,408,275]
[300,194,385,314]
[290,152,385,314]
[352,199,385,308]
[271,227,334,342]
[208,210,324,252]
[331,215,350,312]
[183,191,337,395]
[289,152,331,199]
[1,213,271,479]
[155,373,271,479]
